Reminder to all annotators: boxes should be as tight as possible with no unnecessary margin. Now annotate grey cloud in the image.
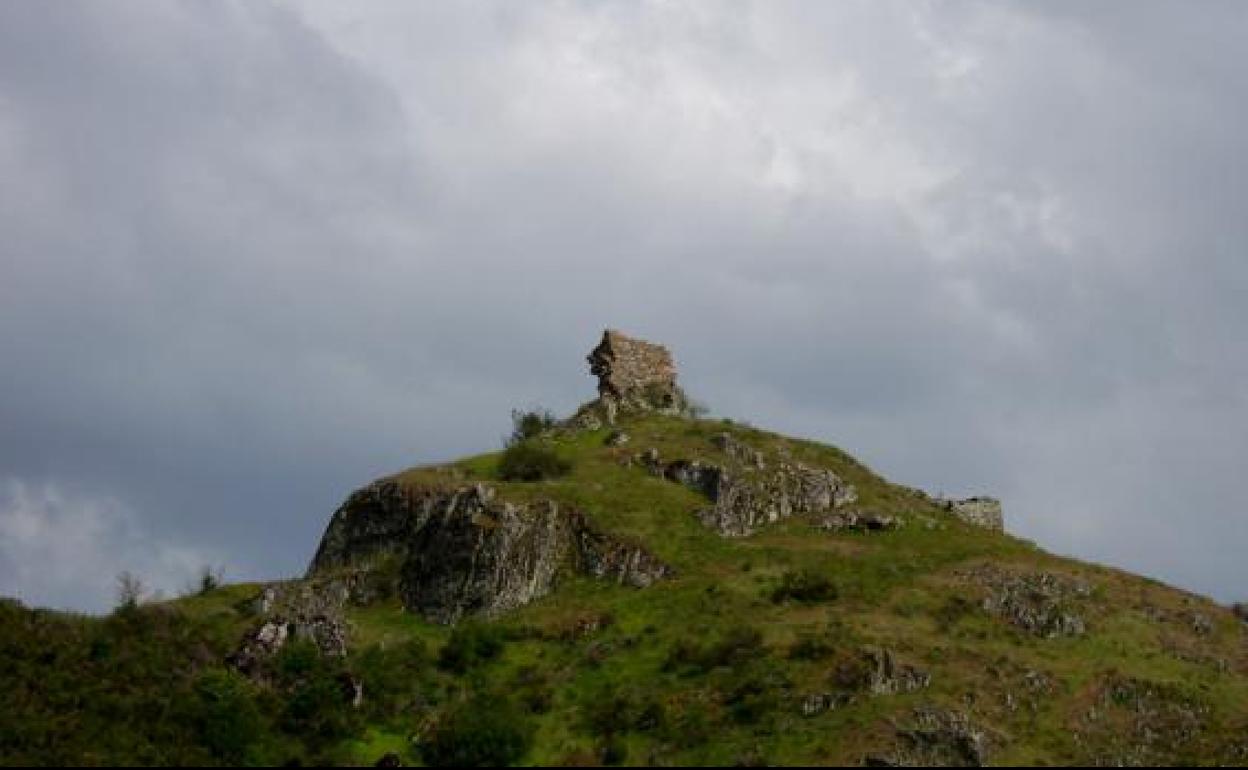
[1,1,1245,610]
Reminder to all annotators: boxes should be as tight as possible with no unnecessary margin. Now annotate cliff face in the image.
[308,479,671,625]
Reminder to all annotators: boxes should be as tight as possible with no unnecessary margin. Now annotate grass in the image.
[4,411,1246,766]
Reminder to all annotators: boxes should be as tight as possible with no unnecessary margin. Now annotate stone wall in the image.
[587,329,681,411]
[936,496,1004,531]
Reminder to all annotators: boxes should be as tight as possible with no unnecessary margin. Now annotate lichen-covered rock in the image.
[640,442,856,537]
[962,565,1091,638]
[934,497,1004,531]
[308,480,672,624]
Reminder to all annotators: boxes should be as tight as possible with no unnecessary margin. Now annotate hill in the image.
[2,331,1246,766]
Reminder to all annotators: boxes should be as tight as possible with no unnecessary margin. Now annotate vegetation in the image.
[496,442,572,481]
[507,408,558,446]
[4,410,1248,766]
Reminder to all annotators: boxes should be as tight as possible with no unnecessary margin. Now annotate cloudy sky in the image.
[2,1,1245,612]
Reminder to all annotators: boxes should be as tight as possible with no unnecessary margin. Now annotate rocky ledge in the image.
[308,480,672,624]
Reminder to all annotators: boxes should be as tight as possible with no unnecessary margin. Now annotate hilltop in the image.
[2,331,1246,767]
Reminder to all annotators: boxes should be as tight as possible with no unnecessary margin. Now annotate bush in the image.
[507,408,558,446]
[497,442,571,482]
[421,696,534,767]
[438,623,507,674]
[769,569,837,604]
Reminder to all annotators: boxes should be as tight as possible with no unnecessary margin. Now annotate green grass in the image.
[4,412,1246,766]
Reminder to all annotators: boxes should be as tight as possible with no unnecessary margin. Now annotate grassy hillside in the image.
[3,412,1245,766]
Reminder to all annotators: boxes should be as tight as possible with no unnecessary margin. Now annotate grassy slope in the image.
[2,413,1245,766]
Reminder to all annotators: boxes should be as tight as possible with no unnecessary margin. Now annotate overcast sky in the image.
[2,1,1245,612]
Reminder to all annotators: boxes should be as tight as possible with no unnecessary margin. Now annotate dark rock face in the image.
[309,480,671,624]
[640,438,857,537]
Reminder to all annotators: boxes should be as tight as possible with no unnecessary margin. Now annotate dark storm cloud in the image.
[1,1,1245,610]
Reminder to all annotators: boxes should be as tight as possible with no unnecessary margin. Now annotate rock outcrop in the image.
[963,565,1091,638]
[228,581,349,677]
[639,437,857,537]
[308,480,671,624]
[869,707,996,766]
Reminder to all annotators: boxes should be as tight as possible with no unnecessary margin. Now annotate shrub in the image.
[507,408,558,446]
[583,686,666,737]
[198,565,223,595]
[664,626,766,674]
[115,571,145,611]
[438,623,507,674]
[497,442,571,482]
[769,569,837,604]
[190,668,261,763]
[421,696,534,767]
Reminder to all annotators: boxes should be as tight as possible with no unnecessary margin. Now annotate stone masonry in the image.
[587,329,682,412]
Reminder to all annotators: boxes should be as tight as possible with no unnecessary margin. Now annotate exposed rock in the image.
[712,431,765,469]
[861,646,931,695]
[604,429,630,446]
[818,509,903,533]
[587,329,683,415]
[872,707,994,767]
[934,497,1004,531]
[640,445,856,537]
[309,480,672,624]
[961,565,1091,638]
[800,690,854,717]
[1074,673,1212,766]
[228,581,349,676]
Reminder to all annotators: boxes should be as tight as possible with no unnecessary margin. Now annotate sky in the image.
[1,1,1245,612]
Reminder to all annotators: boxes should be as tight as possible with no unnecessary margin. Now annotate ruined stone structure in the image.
[587,329,683,414]
[935,496,1004,531]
